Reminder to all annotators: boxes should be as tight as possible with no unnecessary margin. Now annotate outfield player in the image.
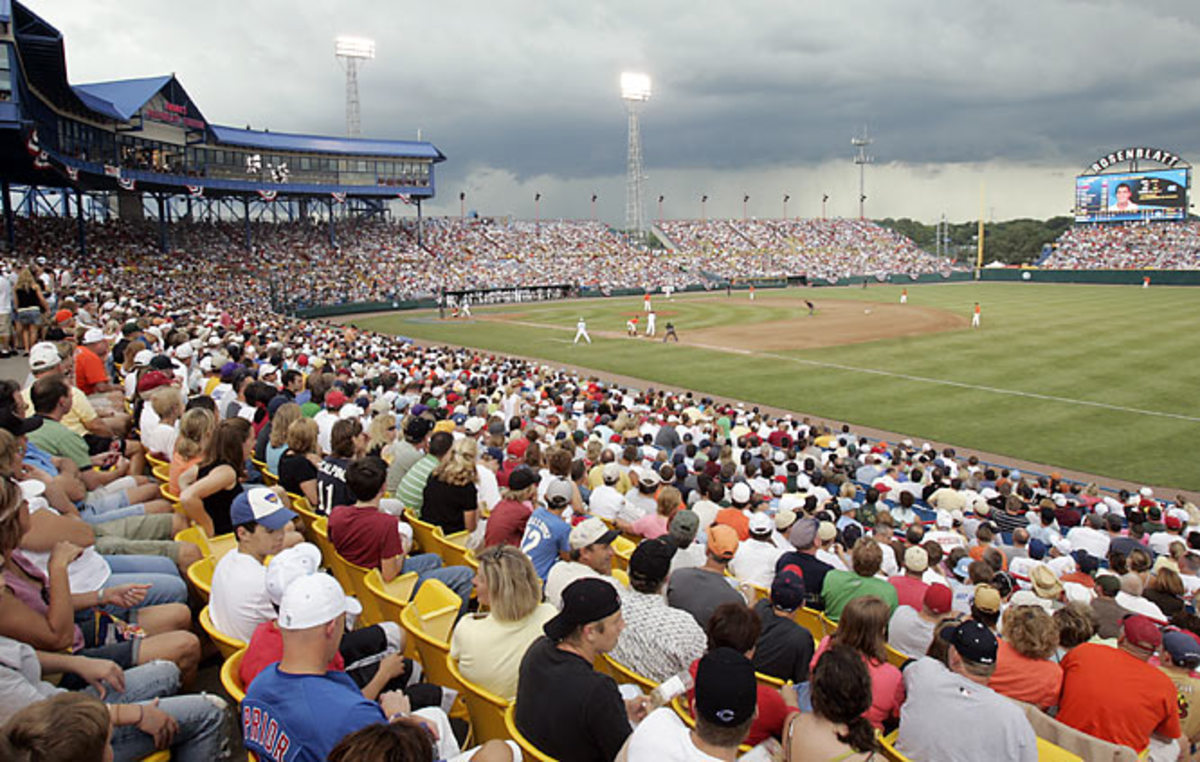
[644,292,651,312]
[1143,275,1151,288]
[574,317,591,344]
[971,302,981,328]
[805,300,815,316]
[663,321,678,342]
[900,288,908,304]
[645,309,656,337]
[749,284,756,301]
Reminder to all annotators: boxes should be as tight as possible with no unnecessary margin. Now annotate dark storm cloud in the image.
[43,0,1200,192]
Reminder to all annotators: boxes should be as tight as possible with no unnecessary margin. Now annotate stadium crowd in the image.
[0,213,1196,761]
[1044,220,1200,269]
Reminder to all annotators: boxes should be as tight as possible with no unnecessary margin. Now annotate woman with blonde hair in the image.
[168,407,214,497]
[264,402,300,474]
[365,412,397,461]
[276,417,321,508]
[449,544,556,698]
[1145,565,1187,619]
[13,267,47,353]
[423,436,480,535]
[810,595,905,729]
[987,605,1062,709]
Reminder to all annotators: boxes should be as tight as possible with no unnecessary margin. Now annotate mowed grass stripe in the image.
[356,283,1200,488]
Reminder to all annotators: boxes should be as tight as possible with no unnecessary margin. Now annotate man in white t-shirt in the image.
[544,518,620,608]
[621,646,758,761]
[587,463,626,520]
[209,487,298,642]
[730,513,784,588]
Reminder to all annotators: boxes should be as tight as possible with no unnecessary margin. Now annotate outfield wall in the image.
[292,268,1198,318]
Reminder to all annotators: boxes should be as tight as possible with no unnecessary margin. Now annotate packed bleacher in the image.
[1043,220,1200,269]
[0,218,1197,762]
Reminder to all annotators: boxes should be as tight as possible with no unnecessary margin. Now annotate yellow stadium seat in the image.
[432,529,473,569]
[174,526,210,556]
[404,508,441,555]
[145,453,170,471]
[160,483,181,506]
[611,535,635,573]
[324,546,385,627]
[139,751,170,762]
[446,654,512,742]
[363,568,420,659]
[878,730,911,762]
[186,556,215,601]
[504,703,556,762]
[611,568,629,587]
[151,463,171,484]
[1036,737,1084,762]
[819,611,839,637]
[600,652,658,695]
[756,670,785,690]
[792,607,827,642]
[399,579,466,720]
[308,516,336,566]
[885,643,910,669]
[199,605,246,660]
[285,493,319,537]
[208,532,236,561]
[220,647,248,706]
[749,583,770,604]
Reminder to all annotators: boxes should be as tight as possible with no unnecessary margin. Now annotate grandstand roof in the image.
[72,75,173,122]
[208,125,446,162]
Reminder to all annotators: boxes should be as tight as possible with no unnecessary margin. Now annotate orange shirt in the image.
[988,640,1063,709]
[968,544,1007,570]
[1058,643,1181,752]
[74,346,108,395]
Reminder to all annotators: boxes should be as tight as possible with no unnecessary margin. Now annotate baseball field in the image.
[349,282,1200,491]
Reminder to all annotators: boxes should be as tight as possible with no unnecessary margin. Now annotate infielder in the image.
[574,317,591,344]
[663,321,678,342]
[645,310,656,337]
[461,299,472,318]
[626,316,638,336]
[971,302,981,328]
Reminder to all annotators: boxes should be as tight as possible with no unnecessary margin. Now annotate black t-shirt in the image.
[515,637,630,762]
[752,599,815,683]
[421,475,478,535]
[253,424,271,463]
[277,451,317,497]
[776,551,833,611]
[316,456,353,516]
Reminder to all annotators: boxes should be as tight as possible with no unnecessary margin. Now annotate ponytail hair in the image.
[811,644,879,754]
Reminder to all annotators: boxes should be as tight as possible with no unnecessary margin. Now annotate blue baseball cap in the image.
[231,487,297,530]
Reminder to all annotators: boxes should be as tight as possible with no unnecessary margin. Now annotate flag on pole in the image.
[32,151,50,170]
[117,177,136,191]
[186,185,204,198]
[104,165,121,178]
[257,190,278,202]
[25,129,40,156]
[331,191,347,204]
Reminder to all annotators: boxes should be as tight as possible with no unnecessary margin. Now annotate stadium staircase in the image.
[649,224,677,252]
[725,221,758,247]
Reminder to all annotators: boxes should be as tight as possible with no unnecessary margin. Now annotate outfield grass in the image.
[352,283,1200,490]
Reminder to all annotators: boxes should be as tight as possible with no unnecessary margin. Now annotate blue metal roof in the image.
[209,124,446,162]
[71,75,172,121]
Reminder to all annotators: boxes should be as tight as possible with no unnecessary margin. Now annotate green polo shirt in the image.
[820,569,899,622]
[28,416,92,470]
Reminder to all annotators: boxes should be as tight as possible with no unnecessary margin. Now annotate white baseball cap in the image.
[82,327,106,344]
[748,512,773,536]
[28,342,62,372]
[731,483,752,504]
[276,572,362,630]
[265,542,323,606]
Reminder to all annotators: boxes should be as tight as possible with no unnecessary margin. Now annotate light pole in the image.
[459,191,465,220]
[783,194,790,219]
[742,194,749,221]
[701,194,708,222]
[852,127,873,221]
[621,72,651,240]
[657,194,664,224]
[822,193,829,219]
[534,192,541,231]
[334,36,375,138]
[591,193,597,222]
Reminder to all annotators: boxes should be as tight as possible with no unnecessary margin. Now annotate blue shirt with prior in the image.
[242,665,385,762]
[520,507,571,580]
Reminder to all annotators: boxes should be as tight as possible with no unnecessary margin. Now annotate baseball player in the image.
[749,284,756,301]
[971,302,981,328]
[663,321,678,342]
[900,288,908,304]
[461,299,472,318]
[643,292,652,312]
[645,309,656,337]
[626,316,638,336]
[805,300,815,316]
[574,317,591,344]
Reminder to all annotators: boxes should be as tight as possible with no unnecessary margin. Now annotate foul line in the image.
[482,316,1200,424]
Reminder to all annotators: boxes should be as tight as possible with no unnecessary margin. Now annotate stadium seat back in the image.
[504,703,556,762]
[446,653,512,743]
[186,555,216,601]
[878,730,910,762]
[1016,701,1139,762]
[611,536,636,572]
[611,567,630,587]
[326,547,385,627]
[600,652,658,695]
[404,508,441,554]
[308,516,335,565]
[151,463,171,484]
[431,529,472,569]
[755,670,785,690]
[399,579,462,690]
[885,643,910,670]
[174,525,211,556]
[145,453,170,471]
[284,493,319,536]
[220,647,248,706]
[200,605,247,660]
[363,568,420,659]
[792,607,827,642]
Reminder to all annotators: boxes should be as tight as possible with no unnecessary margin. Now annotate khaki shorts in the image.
[93,535,180,563]
[92,513,174,541]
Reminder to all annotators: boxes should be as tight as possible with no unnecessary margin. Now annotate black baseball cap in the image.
[403,416,433,441]
[770,567,806,612]
[543,578,621,642]
[507,467,537,492]
[695,647,757,727]
[939,619,998,665]
[628,537,676,586]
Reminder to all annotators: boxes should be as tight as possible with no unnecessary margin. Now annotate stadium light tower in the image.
[852,127,873,220]
[621,72,651,239]
[335,36,375,138]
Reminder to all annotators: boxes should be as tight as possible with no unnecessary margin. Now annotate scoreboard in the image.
[1075,169,1189,223]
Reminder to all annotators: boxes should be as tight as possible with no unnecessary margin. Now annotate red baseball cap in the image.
[1122,614,1163,651]
[924,583,952,614]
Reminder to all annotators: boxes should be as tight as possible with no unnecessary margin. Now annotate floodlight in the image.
[620,72,652,102]
[335,36,376,60]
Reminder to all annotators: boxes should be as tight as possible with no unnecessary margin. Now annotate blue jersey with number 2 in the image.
[520,507,571,579]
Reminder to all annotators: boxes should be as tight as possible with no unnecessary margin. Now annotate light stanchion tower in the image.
[621,72,651,240]
[852,127,873,220]
[335,36,375,138]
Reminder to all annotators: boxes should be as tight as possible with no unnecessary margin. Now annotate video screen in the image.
[1075,169,1189,223]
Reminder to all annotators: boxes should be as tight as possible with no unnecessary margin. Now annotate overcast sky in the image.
[44,0,1200,223]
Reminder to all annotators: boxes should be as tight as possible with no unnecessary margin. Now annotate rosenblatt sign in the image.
[145,101,205,130]
[1088,147,1184,174]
